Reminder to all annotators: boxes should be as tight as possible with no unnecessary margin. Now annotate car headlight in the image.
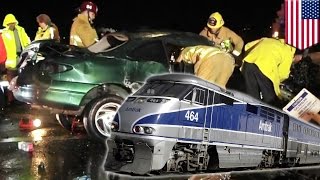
[18,43,40,68]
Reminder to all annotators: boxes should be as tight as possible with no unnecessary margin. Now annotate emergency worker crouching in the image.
[241,37,304,107]
[176,45,235,89]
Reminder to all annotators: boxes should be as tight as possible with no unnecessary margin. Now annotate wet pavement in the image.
[0,104,106,180]
[2,104,320,180]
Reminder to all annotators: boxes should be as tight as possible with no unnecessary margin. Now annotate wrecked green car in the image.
[12,30,213,140]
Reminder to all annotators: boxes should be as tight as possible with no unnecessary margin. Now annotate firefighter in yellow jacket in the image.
[70,1,99,47]
[200,12,244,59]
[176,45,235,89]
[241,38,303,106]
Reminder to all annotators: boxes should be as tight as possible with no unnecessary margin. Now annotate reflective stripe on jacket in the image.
[2,26,30,69]
[200,26,244,56]
[34,26,59,42]
[177,45,235,88]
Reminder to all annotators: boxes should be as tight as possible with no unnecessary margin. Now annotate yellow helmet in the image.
[207,12,224,29]
[3,14,18,27]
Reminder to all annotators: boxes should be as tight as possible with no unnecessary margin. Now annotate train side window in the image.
[222,96,234,105]
[184,87,206,105]
[260,107,275,121]
[246,104,258,114]
[194,88,206,105]
[208,91,214,105]
[184,91,193,102]
[214,93,234,106]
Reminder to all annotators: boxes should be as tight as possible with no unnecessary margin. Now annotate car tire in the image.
[83,95,123,141]
[55,114,73,131]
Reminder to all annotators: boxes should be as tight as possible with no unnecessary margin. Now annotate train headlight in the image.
[143,127,155,134]
[111,122,119,131]
[133,126,144,133]
[133,125,155,134]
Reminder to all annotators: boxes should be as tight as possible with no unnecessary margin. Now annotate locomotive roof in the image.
[147,73,267,106]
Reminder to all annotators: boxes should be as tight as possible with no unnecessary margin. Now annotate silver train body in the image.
[105,73,320,174]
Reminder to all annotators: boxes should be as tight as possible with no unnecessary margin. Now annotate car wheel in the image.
[55,114,74,131]
[83,95,123,141]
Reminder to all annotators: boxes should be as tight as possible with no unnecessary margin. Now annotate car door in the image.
[126,40,169,83]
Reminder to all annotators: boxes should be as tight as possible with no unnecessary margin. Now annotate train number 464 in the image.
[185,110,199,122]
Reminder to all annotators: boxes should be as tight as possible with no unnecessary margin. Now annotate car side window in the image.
[129,41,167,64]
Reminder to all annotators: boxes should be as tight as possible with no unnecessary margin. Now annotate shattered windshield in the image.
[87,32,129,53]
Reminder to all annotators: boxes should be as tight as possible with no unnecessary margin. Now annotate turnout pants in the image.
[241,62,279,105]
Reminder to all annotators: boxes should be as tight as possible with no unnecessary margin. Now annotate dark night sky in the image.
[1,0,283,43]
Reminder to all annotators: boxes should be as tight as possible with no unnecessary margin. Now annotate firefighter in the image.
[34,14,60,42]
[241,37,303,107]
[200,12,244,60]
[70,1,99,47]
[176,44,235,89]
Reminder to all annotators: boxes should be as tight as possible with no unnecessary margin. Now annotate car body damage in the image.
[12,30,213,140]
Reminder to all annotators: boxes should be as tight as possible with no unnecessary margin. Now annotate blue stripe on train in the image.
[134,104,283,138]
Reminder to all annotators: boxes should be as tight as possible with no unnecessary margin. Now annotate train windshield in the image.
[134,81,192,98]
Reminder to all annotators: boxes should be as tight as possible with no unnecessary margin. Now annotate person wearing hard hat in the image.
[175,45,235,89]
[241,37,304,107]
[1,14,30,105]
[70,1,99,47]
[200,12,244,60]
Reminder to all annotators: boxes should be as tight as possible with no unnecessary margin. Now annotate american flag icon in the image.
[285,0,319,49]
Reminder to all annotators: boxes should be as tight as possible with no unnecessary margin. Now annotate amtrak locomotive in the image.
[105,73,320,175]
